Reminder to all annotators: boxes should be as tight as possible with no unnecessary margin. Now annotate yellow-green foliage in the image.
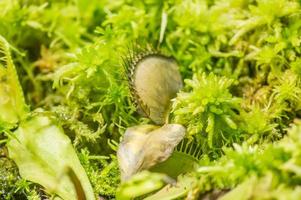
[1,0,301,199]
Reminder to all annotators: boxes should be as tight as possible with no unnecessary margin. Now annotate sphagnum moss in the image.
[1,0,301,199]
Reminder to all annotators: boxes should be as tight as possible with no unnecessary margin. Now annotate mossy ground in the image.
[1,0,301,199]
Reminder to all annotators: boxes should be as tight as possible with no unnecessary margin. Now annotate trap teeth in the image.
[119,45,190,181]
[176,139,203,160]
[123,47,183,125]
[149,139,201,178]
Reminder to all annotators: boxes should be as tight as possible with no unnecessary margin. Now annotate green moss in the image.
[78,148,120,198]
[0,155,40,200]
[1,0,301,199]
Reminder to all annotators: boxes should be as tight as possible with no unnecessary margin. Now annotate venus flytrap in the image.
[116,45,196,182]
[2,0,301,199]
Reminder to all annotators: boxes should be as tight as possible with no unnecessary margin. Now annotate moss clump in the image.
[1,0,301,199]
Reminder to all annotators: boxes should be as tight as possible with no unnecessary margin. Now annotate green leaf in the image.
[116,171,169,200]
[0,35,28,127]
[144,174,197,200]
[6,114,95,200]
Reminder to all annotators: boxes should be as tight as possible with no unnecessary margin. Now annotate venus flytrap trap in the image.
[117,44,191,182]
[2,0,301,199]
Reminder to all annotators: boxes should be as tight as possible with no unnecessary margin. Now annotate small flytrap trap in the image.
[117,44,201,182]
